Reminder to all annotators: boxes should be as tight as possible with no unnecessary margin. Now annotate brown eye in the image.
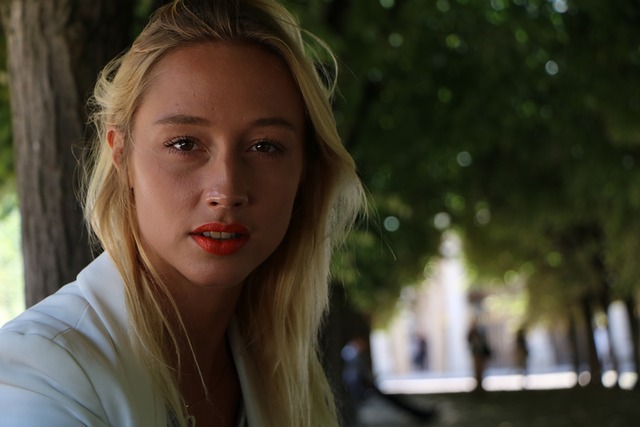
[251,139,283,154]
[165,137,198,152]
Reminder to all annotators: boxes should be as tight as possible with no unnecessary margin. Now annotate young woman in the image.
[0,1,364,426]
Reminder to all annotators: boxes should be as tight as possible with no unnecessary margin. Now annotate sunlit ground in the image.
[377,368,638,394]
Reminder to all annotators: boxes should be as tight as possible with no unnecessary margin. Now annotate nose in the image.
[204,152,249,208]
[206,191,248,207]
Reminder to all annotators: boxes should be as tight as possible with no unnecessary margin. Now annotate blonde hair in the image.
[83,0,364,425]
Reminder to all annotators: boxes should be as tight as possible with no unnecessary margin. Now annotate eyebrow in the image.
[154,114,299,132]
[251,117,299,132]
[154,114,210,126]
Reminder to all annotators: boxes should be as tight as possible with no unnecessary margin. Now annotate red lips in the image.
[191,223,249,256]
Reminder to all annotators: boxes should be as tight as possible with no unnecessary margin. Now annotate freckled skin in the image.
[125,42,306,291]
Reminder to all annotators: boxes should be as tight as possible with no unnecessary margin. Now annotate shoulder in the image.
[0,325,109,426]
[1,282,91,340]
[0,284,114,426]
[0,256,122,368]
[0,253,166,426]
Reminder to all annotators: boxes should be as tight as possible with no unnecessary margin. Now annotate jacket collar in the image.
[79,252,270,426]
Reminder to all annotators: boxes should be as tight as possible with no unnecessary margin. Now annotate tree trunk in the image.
[622,295,640,390]
[568,312,581,380]
[0,0,133,306]
[592,250,621,387]
[603,305,621,388]
[580,295,603,387]
[598,289,621,387]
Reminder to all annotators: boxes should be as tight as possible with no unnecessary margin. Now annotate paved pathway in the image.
[352,369,640,427]
[356,393,435,427]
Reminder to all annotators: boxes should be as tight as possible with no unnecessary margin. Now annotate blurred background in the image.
[1,0,639,426]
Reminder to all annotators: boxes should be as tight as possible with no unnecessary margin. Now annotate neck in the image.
[170,282,244,365]
[166,283,245,413]
[181,334,241,426]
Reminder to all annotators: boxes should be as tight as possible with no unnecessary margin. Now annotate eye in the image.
[250,139,284,154]
[164,136,198,152]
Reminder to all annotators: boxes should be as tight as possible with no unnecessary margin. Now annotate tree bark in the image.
[1,0,133,306]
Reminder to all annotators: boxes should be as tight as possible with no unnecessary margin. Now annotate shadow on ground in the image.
[356,387,640,427]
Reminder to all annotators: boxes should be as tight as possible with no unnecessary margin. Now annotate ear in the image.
[107,128,126,168]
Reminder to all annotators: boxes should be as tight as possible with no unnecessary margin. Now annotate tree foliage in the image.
[0,0,638,326]
[285,0,640,327]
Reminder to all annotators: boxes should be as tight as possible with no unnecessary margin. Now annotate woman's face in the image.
[119,42,305,290]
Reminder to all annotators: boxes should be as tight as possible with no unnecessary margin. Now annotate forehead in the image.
[153,40,290,79]
[135,41,305,125]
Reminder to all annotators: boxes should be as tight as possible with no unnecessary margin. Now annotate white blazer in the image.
[0,253,268,427]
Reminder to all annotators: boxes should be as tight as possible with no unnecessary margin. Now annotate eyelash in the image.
[250,138,285,156]
[162,136,286,157]
[163,136,199,155]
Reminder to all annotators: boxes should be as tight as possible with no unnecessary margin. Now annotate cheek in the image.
[131,157,198,224]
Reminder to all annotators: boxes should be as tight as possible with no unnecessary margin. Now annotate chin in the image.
[187,273,250,290]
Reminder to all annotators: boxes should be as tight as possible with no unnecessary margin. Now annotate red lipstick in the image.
[191,223,249,256]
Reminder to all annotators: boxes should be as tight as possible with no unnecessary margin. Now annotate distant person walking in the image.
[468,319,491,391]
[412,333,429,371]
[514,327,529,389]
[341,337,372,426]
[515,328,529,375]
[341,337,370,404]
